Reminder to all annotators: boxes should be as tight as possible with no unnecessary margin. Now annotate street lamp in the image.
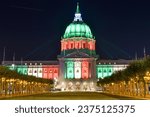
[145,71,150,95]
[54,78,58,89]
[61,82,65,91]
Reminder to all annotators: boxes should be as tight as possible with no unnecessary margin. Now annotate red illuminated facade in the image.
[61,39,95,51]
[42,65,59,79]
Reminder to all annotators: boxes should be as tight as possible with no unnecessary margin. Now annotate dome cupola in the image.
[63,3,94,39]
[59,3,97,57]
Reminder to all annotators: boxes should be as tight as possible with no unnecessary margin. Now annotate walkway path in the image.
[0,92,144,100]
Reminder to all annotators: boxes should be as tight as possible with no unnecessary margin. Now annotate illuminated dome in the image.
[63,3,94,39]
[63,22,93,38]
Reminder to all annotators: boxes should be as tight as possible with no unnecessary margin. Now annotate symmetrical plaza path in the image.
[1,92,142,100]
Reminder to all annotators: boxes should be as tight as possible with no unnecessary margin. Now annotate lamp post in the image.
[54,78,58,90]
[144,71,150,95]
[61,82,65,91]
[1,78,5,96]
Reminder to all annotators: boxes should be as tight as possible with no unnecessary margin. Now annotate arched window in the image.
[54,70,57,73]
[24,70,27,73]
[83,43,86,48]
[39,70,42,73]
[71,43,73,49]
[77,43,79,49]
[66,44,68,50]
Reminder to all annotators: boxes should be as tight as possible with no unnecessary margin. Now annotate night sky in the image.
[0,0,150,62]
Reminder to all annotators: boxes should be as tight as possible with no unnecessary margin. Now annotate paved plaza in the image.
[0,92,143,100]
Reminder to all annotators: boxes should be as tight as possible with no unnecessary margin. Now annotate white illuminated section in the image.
[74,13,83,22]
[28,65,33,76]
[38,65,42,78]
[113,65,127,73]
[32,65,38,77]
[74,62,81,79]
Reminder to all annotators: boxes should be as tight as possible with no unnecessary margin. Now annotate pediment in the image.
[65,51,90,58]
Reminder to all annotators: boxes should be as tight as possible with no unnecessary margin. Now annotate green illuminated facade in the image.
[66,61,74,79]
[7,65,28,75]
[97,65,113,79]
[63,22,94,39]
[16,65,28,75]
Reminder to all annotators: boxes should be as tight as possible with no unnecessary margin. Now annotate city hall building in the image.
[2,4,132,91]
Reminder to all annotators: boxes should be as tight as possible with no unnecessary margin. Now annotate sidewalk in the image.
[0,92,48,99]
[0,94,31,99]
[121,94,150,100]
[133,95,150,100]
[103,92,150,100]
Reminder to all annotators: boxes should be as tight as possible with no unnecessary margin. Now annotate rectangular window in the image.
[66,62,74,79]
[53,68,58,78]
[83,43,86,48]
[71,43,73,49]
[97,66,103,79]
[82,61,89,79]
[74,62,81,79]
